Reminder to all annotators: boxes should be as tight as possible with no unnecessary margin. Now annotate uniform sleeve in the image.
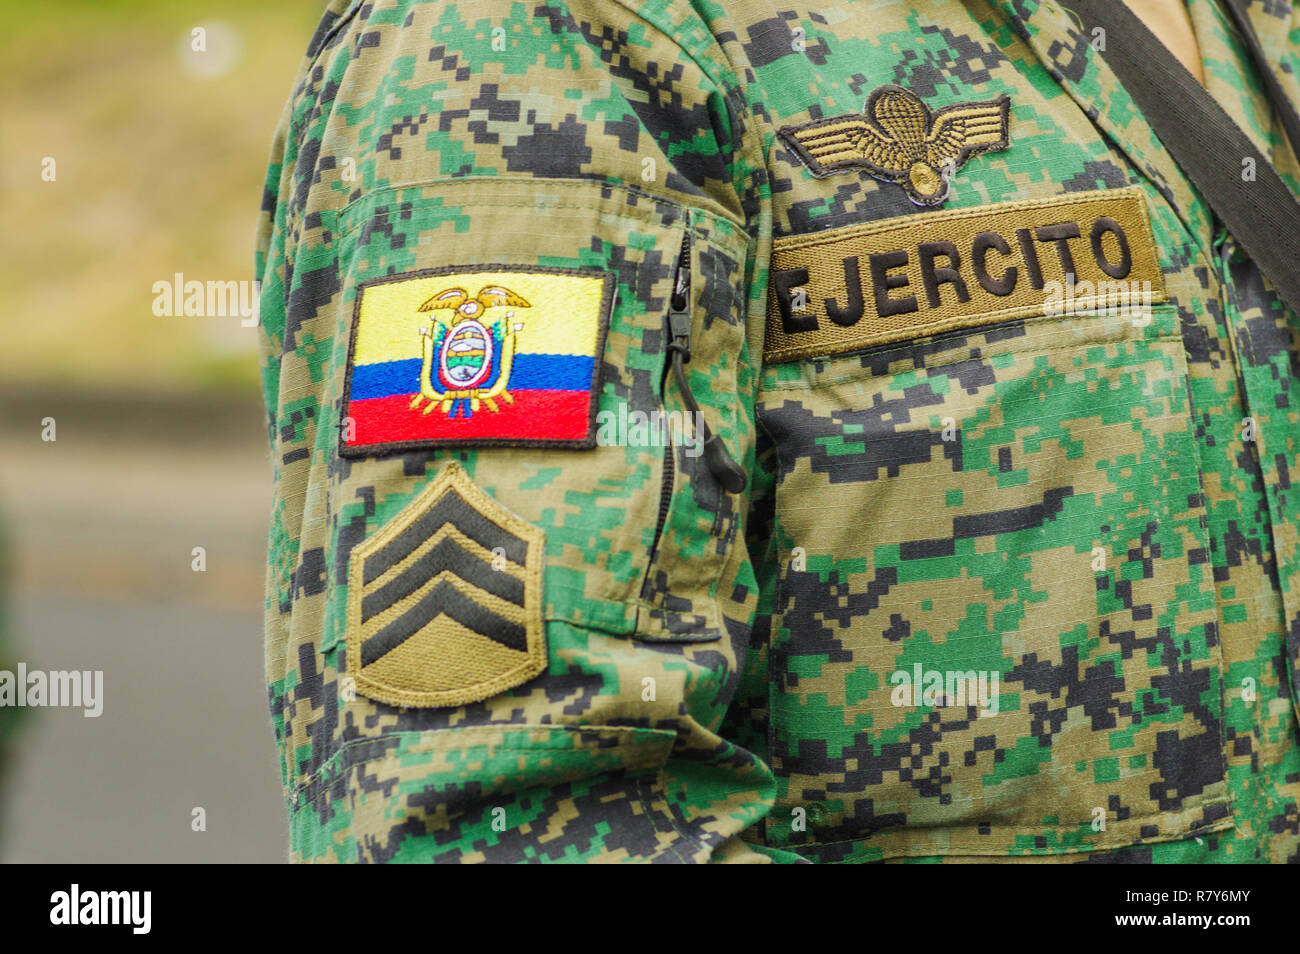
[256,0,802,862]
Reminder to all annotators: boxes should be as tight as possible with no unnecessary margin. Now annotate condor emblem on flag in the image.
[340,265,612,456]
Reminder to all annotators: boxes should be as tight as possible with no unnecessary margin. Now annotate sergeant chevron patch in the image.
[346,462,546,709]
[340,265,612,456]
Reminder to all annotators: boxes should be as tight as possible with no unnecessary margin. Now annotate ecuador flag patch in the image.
[340,265,613,456]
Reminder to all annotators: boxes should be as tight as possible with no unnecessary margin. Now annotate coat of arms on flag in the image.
[339,265,612,456]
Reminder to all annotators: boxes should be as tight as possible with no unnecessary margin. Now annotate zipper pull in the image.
[666,232,746,494]
[665,232,693,367]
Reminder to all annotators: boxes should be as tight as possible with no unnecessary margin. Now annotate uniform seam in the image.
[636,770,699,863]
[281,0,366,274]
[337,178,748,241]
[764,327,1185,386]
[287,723,676,803]
[777,800,1234,853]
[311,0,365,61]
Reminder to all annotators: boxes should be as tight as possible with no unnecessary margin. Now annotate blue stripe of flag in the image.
[350,353,595,401]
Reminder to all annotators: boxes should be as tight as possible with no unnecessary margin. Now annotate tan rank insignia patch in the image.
[780,84,1010,206]
[346,462,545,709]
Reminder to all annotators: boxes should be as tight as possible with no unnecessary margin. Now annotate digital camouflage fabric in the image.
[255,0,1300,862]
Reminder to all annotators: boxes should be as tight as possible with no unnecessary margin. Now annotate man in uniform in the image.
[255,0,1299,862]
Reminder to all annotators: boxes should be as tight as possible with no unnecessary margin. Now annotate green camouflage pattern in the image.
[256,0,1300,862]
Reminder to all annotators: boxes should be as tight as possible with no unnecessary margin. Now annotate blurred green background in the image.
[1,0,328,862]
[4,0,324,395]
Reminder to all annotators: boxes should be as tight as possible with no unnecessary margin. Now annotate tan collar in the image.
[1122,0,1206,84]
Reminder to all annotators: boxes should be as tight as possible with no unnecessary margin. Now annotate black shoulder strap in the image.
[1067,0,1300,315]
[1221,0,1300,163]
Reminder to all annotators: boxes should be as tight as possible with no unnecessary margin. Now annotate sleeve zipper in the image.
[644,231,746,583]
[663,231,746,494]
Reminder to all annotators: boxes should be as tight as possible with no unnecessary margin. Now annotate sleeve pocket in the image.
[312,177,753,664]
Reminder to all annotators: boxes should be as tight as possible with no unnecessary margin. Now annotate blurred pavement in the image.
[0,386,286,862]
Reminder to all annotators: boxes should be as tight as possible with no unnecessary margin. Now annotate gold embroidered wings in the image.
[779,84,1010,206]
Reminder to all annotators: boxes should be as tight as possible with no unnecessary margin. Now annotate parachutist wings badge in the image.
[780,85,1011,206]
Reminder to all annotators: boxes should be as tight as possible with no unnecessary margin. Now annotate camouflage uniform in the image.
[255,0,1300,862]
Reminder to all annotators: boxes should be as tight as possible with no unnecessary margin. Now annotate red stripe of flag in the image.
[346,390,593,446]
